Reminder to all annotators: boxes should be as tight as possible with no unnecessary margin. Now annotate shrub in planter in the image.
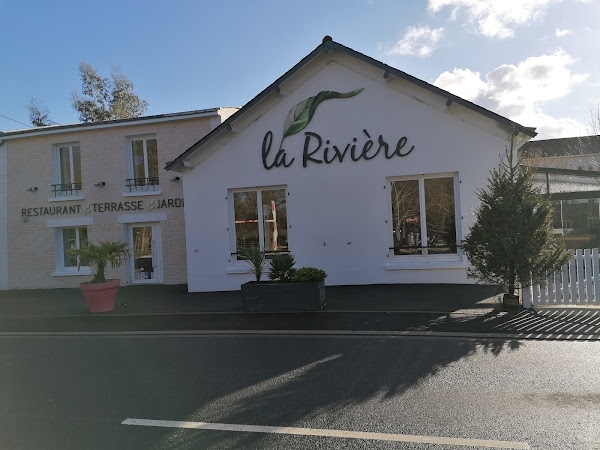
[290,267,327,283]
[241,252,327,311]
[239,246,268,281]
[68,240,131,313]
[268,253,296,282]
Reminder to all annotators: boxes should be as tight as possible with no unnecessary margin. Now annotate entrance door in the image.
[128,223,162,283]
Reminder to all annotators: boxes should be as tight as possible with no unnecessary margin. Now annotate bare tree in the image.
[27,98,52,127]
[587,101,600,136]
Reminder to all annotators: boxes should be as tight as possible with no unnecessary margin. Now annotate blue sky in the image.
[1,0,599,139]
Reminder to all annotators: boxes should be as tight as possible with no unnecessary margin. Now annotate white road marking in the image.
[121,418,530,449]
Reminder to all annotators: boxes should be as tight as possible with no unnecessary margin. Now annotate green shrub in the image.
[68,240,130,284]
[239,246,267,282]
[268,253,296,282]
[291,267,327,283]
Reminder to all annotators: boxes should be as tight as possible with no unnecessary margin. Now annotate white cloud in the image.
[428,0,561,38]
[433,50,588,138]
[388,26,445,58]
[555,27,573,37]
[434,68,487,101]
[486,51,588,110]
[512,109,585,138]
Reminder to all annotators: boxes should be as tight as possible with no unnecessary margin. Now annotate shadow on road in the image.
[493,309,600,335]
[144,336,522,449]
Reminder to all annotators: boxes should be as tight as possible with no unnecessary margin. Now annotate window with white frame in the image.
[231,187,288,256]
[55,227,89,272]
[52,143,82,197]
[127,136,159,191]
[389,174,459,256]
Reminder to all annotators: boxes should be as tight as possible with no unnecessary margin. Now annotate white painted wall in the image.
[182,56,516,292]
[0,142,7,289]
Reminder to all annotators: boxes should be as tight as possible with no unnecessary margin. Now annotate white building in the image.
[167,37,536,292]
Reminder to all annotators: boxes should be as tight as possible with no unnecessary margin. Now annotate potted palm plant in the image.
[240,248,327,312]
[69,240,131,313]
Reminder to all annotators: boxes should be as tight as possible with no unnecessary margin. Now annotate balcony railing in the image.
[125,177,160,192]
[51,183,82,197]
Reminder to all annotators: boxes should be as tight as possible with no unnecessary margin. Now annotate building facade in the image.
[168,38,536,292]
[0,108,237,290]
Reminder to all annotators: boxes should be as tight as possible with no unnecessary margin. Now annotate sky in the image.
[1,0,599,140]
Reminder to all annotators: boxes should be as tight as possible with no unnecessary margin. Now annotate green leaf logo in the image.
[281,88,363,146]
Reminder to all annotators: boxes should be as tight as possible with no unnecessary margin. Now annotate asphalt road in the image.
[0,334,598,449]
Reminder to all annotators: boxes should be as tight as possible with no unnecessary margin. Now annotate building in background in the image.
[0,108,237,289]
[521,135,600,249]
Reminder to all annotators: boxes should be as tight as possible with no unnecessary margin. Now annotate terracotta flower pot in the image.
[80,280,120,313]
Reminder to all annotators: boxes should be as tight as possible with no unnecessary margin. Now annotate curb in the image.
[0,329,598,341]
[0,309,489,319]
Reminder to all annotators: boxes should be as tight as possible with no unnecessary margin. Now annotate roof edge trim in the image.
[0,108,225,140]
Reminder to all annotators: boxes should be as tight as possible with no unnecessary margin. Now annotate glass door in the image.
[128,223,162,283]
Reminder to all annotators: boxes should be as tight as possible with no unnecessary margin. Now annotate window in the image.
[389,174,458,256]
[231,187,288,255]
[55,227,89,273]
[52,143,82,197]
[127,136,159,191]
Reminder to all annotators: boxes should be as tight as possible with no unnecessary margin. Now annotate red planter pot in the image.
[80,280,120,313]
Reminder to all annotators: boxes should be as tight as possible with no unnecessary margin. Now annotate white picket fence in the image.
[523,248,600,308]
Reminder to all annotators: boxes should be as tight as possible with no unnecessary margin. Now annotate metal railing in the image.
[51,183,82,197]
[125,177,160,192]
[389,243,461,254]
[232,249,290,260]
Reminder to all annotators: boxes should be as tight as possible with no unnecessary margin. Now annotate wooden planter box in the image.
[242,280,326,312]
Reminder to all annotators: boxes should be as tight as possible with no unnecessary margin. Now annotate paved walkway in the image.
[0,284,503,315]
[0,284,598,339]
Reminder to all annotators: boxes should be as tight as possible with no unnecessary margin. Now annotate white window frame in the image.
[387,172,462,262]
[52,226,91,276]
[51,142,82,199]
[126,135,160,193]
[228,185,288,259]
[48,217,92,276]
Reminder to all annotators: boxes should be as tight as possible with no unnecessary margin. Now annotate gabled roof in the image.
[520,135,600,158]
[0,108,227,140]
[166,36,537,172]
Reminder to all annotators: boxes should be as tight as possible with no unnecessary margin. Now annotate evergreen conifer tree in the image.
[462,139,571,296]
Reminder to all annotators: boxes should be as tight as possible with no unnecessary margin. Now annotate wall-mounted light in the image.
[170,176,181,182]
[26,186,38,192]
[93,181,106,187]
